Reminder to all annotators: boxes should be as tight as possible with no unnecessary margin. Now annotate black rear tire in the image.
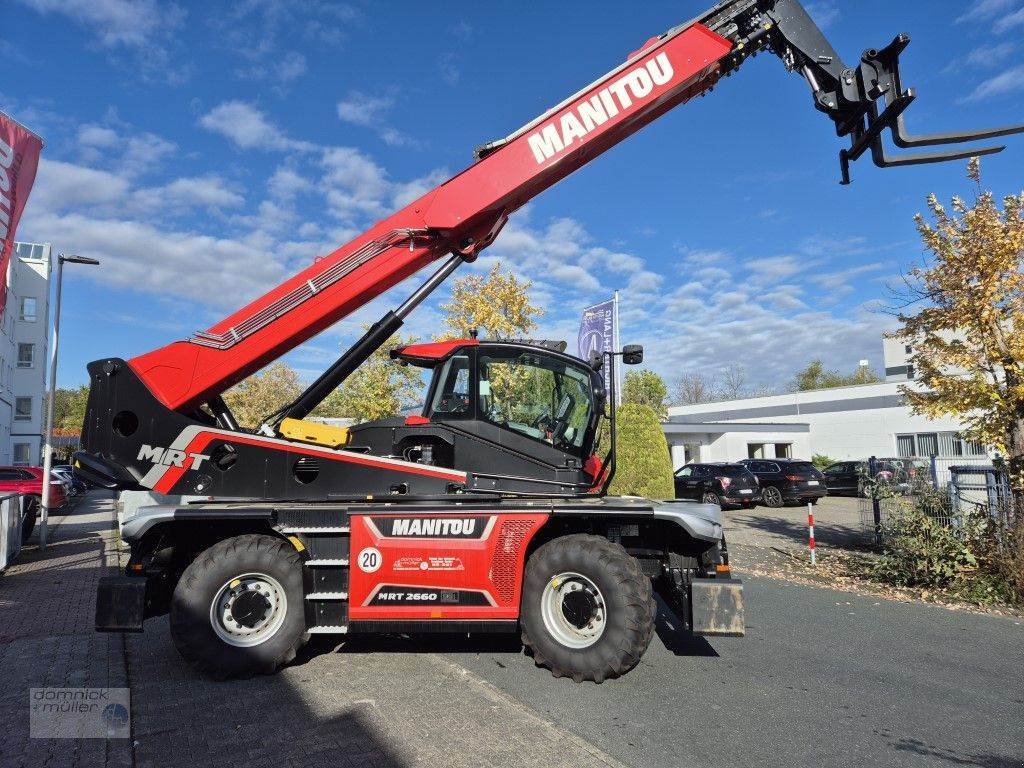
[170,534,308,679]
[520,534,655,683]
[761,485,784,508]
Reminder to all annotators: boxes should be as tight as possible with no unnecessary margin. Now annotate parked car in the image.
[823,458,926,496]
[51,464,88,496]
[738,458,827,507]
[0,466,68,543]
[674,463,762,508]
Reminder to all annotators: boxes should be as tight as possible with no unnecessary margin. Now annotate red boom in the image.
[129,23,733,412]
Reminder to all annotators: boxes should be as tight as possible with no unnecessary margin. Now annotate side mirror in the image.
[622,344,644,365]
[588,350,604,371]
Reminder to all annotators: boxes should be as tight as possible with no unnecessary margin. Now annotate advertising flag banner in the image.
[578,297,618,398]
[0,111,44,316]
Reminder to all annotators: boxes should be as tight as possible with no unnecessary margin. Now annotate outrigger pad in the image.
[690,578,745,636]
[96,576,146,632]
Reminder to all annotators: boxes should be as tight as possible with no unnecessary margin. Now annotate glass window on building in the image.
[14,396,32,421]
[17,343,33,368]
[774,443,792,459]
[13,443,31,466]
[20,297,37,322]
[896,435,916,458]
[964,439,986,456]
[747,443,766,459]
[916,433,939,457]
[939,432,963,457]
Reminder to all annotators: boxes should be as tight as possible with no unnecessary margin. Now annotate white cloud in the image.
[995,7,1024,31]
[31,159,131,212]
[78,123,176,178]
[745,255,803,281]
[236,51,308,85]
[965,42,1016,67]
[810,262,885,292]
[134,176,245,213]
[23,211,285,309]
[804,1,840,29]
[392,169,449,209]
[439,53,461,86]
[199,101,315,152]
[319,146,391,220]
[964,64,1024,101]
[14,0,184,48]
[337,92,393,127]
[956,0,1020,24]
[336,91,418,147]
[268,167,314,201]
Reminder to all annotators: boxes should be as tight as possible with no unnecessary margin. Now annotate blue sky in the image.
[3,0,1023,393]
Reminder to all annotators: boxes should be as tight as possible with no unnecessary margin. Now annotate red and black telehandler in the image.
[80,1,1023,681]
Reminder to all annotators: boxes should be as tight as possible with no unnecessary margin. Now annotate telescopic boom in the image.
[124,0,1024,419]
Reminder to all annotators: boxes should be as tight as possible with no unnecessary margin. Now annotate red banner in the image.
[0,111,44,316]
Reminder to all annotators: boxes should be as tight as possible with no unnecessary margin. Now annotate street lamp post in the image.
[39,253,99,549]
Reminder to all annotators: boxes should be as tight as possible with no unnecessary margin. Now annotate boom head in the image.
[698,0,1024,183]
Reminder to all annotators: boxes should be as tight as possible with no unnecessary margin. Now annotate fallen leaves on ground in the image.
[730,543,1024,619]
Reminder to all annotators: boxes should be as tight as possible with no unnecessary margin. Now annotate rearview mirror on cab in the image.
[622,344,644,365]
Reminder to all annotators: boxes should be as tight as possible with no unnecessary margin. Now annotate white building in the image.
[1,242,52,466]
[664,337,986,469]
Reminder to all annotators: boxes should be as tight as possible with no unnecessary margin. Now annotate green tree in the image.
[811,454,836,470]
[896,158,1024,494]
[791,359,880,391]
[313,332,423,423]
[607,404,674,499]
[622,369,668,420]
[46,385,90,433]
[223,363,303,429]
[440,262,543,338]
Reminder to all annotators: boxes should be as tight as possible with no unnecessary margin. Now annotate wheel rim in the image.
[764,487,782,507]
[702,493,720,505]
[540,572,607,649]
[209,573,288,648]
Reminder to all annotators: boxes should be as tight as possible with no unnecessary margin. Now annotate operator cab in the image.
[393,338,605,459]
[337,338,609,495]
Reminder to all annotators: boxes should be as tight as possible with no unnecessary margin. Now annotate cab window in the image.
[428,355,471,417]
[478,350,593,454]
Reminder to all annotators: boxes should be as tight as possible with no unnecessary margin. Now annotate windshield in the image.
[479,350,594,454]
[789,462,818,475]
[717,465,752,477]
[429,355,472,417]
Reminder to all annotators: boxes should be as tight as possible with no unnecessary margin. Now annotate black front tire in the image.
[169,534,308,679]
[520,534,655,683]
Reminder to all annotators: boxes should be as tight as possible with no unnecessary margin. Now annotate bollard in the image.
[807,502,816,566]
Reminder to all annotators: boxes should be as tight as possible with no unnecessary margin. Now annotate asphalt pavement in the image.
[439,574,1024,768]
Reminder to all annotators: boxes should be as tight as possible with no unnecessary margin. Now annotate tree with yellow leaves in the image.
[313,331,423,423]
[896,158,1024,493]
[223,363,303,429]
[440,262,543,339]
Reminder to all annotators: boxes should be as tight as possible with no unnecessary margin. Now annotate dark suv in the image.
[823,458,926,496]
[674,463,762,508]
[738,458,827,507]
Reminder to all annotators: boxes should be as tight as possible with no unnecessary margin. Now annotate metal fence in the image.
[859,455,1014,543]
